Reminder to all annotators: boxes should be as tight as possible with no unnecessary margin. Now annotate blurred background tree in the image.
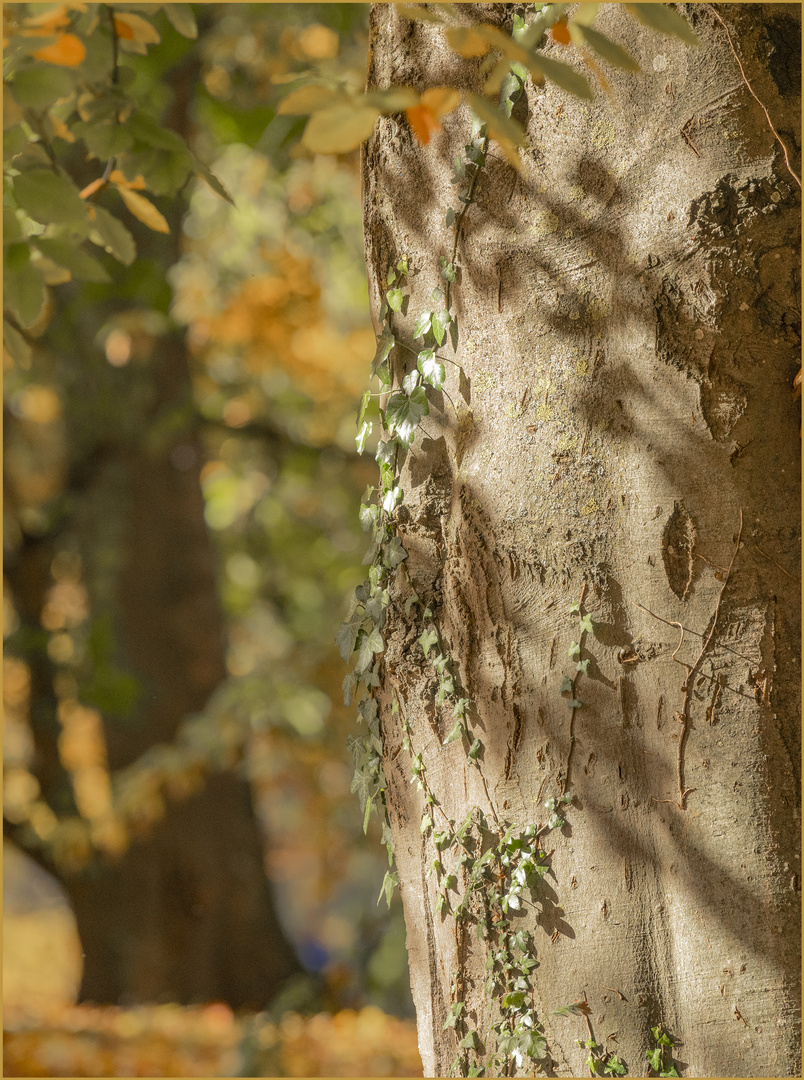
[3,3,418,1061]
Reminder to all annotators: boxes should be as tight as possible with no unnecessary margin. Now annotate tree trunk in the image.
[6,333,302,1008]
[363,4,800,1075]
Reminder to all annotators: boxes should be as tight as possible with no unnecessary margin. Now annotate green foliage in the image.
[647,1026,681,1076]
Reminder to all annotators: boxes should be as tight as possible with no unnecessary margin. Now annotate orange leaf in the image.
[113,15,135,39]
[793,367,801,400]
[405,104,441,145]
[31,32,85,66]
[551,20,572,45]
[419,86,460,119]
[79,177,105,200]
[109,170,147,191]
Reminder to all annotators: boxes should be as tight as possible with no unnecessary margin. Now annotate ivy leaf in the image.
[579,613,594,635]
[413,311,432,339]
[438,256,456,284]
[420,813,433,834]
[431,308,452,347]
[468,738,482,761]
[383,535,408,568]
[378,869,399,908]
[356,625,384,673]
[386,287,404,311]
[560,675,574,694]
[416,348,445,389]
[342,671,357,707]
[576,658,591,675]
[419,627,439,657]
[335,612,363,661]
[371,326,395,377]
[443,720,464,745]
[405,593,420,616]
[356,419,372,454]
[402,369,420,394]
[452,697,470,718]
[382,486,403,513]
[568,641,581,658]
[445,207,456,226]
[568,698,584,709]
[385,387,429,445]
[443,1002,465,1029]
[502,990,527,1010]
[459,1031,479,1050]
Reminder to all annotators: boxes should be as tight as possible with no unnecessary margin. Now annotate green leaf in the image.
[419,627,439,657]
[371,326,395,377]
[439,257,456,284]
[445,207,455,226]
[356,625,384,672]
[385,387,429,445]
[524,50,593,100]
[10,66,75,110]
[335,613,362,661]
[576,658,591,675]
[568,698,583,709]
[459,1030,479,1050]
[443,720,464,745]
[501,990,526,1010]
[12,170,87,227]
[73,121,133,159]
[626,3,700,46]
[560,675,574,694]
[402,369,420,394]
[3,245,45,328]
[342,671,357,706]
[452,697,470,718]
[31,238,111,283]
[163,2,198,37]
[431,308,451,347]
[383,535,408,568]
[192,154,235,205]
[579,613,594,635]
[87,205,136,266]
[413,311,432,339]
[468,738,482,760]
[417,348,446,389]
[568,641,581,658]
[574,23,640,70]
[421,812,433,834]
[386,287,404,312]
[443,1002,465,1029]
[377,868,398,908]
[356,419,372,454]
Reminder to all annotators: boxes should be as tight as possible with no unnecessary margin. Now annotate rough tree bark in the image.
[363,4,800,1075]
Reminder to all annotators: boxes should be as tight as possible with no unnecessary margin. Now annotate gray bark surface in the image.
[362,4,800,1076]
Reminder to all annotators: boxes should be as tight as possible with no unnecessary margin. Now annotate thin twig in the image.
[633,601,753,662]
[445,135,490,311]
[707,4,801,188]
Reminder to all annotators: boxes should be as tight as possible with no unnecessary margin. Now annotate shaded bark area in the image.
[364,4,800,1075]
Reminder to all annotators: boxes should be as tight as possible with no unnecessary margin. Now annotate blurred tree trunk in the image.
[5,28,302,1009]
[364,4,800,1075]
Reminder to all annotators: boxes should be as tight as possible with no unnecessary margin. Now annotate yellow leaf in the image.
[31,32,85,66]
[117,187,170,233]
[301,103,381,154]
[23,5,71,31]
[113,11,160,49]
[446,26,490,58]
[277,83,346,115]
[49,114,75,142]
[420,86,460,118]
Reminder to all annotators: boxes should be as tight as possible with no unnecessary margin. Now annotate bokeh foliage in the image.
[4,1,414,1019]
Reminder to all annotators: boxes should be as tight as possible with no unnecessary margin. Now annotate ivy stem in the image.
[445,134,489,312]
[561,580,587,796]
